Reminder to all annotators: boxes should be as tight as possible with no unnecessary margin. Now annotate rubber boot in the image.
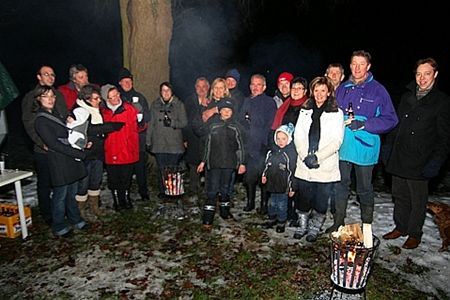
[325,212,345,233]
[306,211,326,242]
[257,186,269,215]
[293,210,310,239]
[112,190,120,212]
[125,190,133,209]
[243,184,256,212]
[202,197,216,229]
[219,194,233,220]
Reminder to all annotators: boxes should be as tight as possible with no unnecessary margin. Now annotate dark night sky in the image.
[1,0,449,130]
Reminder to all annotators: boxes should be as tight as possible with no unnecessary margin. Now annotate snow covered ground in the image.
[1,174,449,299]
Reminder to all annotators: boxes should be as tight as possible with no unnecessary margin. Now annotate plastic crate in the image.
[0,203,32,238]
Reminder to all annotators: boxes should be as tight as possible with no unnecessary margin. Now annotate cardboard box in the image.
[0,203,32,238]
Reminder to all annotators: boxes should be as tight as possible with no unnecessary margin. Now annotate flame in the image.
[347,248,356,263]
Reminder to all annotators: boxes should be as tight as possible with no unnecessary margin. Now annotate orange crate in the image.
[0,203,32,238]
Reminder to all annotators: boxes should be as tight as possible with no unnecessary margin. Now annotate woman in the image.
[101,84,140,211]
[293,76,344,242]
[72,84,124,217]
[201,77,231,123]
[271,76,308,130]
[34,85,88,237]
[148,82,187,198]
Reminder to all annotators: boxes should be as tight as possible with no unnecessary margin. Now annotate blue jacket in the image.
[336,72,398,165]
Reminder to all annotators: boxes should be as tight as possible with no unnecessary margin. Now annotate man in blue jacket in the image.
[327,50,398,232]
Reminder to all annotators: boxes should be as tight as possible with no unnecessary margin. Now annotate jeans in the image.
[52,181,86,236]
[335,161,374,223]
[77,159,104,196]
[297,180,334,215]
[206,168,234,200]
[268,192,288,222]
[34,152,52,225]
[391,176,429,240]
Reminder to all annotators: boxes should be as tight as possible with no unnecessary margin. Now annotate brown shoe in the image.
[382,229,404,240]
[402,237,420,249]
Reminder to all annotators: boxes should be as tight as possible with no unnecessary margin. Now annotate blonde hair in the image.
[209,77,230,100]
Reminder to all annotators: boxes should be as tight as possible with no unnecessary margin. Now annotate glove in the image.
[304,154,319,169]
[348,120,365,131]
[111,122,125,131]
[421,159,442,179]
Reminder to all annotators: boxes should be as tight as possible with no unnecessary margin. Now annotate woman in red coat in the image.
[101,84,141,211]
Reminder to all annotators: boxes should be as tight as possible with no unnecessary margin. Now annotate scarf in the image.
[76,99,103,124]
[271,95,307,130]
[308,101,325,154]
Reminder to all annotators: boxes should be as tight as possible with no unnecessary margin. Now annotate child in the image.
[261,123,297,233]
[197,98,246,229]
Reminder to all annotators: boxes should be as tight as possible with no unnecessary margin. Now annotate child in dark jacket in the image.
[261,123,297,233]
[197,98,246,229]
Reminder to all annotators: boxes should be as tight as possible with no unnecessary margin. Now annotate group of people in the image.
[21,50,450,250]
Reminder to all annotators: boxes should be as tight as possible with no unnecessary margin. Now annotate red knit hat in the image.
[277,72,294,84]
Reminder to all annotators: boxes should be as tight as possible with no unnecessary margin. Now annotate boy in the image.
[261,123,296,233]
[197,98,246,229]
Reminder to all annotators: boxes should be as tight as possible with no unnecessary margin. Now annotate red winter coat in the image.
[101,101,139,165]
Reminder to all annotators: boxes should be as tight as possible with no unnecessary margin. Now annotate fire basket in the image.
[329,234,380,299]
[163,166,185,197]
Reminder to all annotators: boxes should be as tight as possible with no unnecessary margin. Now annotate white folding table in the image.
[0,169,33,239]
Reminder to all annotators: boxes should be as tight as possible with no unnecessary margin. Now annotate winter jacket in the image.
[385,82,450,179]
[294,99,344,183]
[34,109,86,186]
[22,85,68,154]
[202,115,246,170]
[101,101,139,165]
[262,143,296,193]
[335,72,398,135]
[239,93,277,159]
[148,96,187,154]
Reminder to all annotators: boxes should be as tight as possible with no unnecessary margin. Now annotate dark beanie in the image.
[225,69,240,83]
[118,67,133,82]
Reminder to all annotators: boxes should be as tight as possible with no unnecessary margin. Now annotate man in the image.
[328,50,398,232]
[225,68,245,112]
[58,64,90,110]
[239,74,277,212]
[383,57,450,249]
[325,63,345,91]
[273,72,293,108]
[183,77,210,201]
[22,65,68,226]
[117,67,151,201]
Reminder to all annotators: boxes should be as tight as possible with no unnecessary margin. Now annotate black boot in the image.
[263,215,277,228]
[117,190,128,210]
[243,184,256,212]
[202,197,216,228]
[257,186,269,215]
[125,190,133,209]
[219,194,233,219]
[112,190,120,212]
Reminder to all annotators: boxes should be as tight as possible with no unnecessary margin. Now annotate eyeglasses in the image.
[91,96,101,101]
[40,73,56,78]
[291,87,305,91]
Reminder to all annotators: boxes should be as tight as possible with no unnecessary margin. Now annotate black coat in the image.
[34,109,87,186]
[385,82,450,179]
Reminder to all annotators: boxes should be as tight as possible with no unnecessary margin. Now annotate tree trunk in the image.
[119,0,172,102]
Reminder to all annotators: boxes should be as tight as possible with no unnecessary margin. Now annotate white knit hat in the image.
[274,123,294,145]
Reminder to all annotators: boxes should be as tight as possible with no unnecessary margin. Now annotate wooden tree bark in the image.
[119,0,172,102]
